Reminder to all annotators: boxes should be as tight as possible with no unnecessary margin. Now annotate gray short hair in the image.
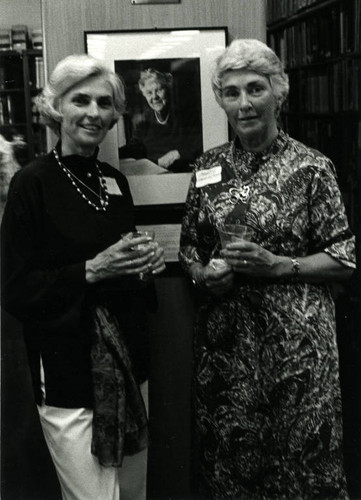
[212,39,289,106]
[138,68,173,94]
[35,54,126,133]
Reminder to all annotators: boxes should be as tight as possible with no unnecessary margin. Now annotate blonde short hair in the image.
[212,39,289,106]
[35,54,126,133]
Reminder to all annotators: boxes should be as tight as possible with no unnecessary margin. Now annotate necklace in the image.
[154,111,169,125]
[53,149,109,212]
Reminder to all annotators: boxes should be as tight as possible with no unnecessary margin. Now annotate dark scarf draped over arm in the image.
[90,303,149,467]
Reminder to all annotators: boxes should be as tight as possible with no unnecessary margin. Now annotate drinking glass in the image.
[217,224,255,248]
[209,257,231,271]
[124,230,156,280]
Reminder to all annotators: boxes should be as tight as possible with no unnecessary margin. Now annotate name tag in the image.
[195,166,222,188]
[104,177,122,195]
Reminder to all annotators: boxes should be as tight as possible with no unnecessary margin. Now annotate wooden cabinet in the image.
[0,49,46,165]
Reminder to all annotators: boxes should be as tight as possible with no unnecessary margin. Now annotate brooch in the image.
[229,185,251,204]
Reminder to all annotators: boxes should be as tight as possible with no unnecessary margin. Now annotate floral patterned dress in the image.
[179,130,355,499]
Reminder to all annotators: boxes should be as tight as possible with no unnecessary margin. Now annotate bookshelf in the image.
[268,0,360,233]
[0,49,46,164]
[267,1,361,497]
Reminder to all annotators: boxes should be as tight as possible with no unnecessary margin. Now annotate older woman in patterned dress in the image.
[179,39,355,499]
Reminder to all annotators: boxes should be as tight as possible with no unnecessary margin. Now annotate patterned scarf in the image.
[90,304,149,467]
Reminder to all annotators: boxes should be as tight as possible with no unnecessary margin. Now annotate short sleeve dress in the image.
[179,130,355,499]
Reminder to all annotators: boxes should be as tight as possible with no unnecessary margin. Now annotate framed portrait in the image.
[85,28,229,207]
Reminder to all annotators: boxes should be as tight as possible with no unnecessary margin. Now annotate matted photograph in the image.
[85,28,228,206]
[116,57,203,175]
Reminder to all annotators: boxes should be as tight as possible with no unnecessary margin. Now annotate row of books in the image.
[286,58,361,113]
[269,1,361,67]
[34,57,45,89]
[267,0,322,23]
[268,0,349,24]
[283,115,360,166]
[0,25,42,52]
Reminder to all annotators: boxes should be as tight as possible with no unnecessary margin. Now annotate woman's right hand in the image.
[190,260,234,297]
[85,234,157,283]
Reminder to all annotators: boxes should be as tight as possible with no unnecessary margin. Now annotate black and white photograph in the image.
[116,57,203,175]
[1,2,360,500]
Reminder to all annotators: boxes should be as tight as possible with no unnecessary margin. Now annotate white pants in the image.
[37,382,148,500]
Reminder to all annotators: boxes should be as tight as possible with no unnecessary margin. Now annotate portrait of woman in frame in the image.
[116,57,203,175]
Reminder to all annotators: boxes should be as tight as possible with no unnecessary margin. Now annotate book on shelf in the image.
[0,29,11,51]
[0,97,4,123]
[31,29,43,50]
[35,57,45,89]
[0,95,14,124]
[11,25,28,51]
[0,93,28,125]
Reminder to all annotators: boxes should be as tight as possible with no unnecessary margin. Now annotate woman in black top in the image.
[1,54,165,500]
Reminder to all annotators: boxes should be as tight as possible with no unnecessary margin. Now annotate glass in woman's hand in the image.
[124,230,156,280]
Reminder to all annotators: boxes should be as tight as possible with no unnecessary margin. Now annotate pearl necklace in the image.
[53,149,109,212]
[154,111,169,125]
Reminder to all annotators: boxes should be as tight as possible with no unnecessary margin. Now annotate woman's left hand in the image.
[221,241,279,278]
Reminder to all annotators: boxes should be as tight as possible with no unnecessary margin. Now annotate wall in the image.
[0,0,42,34]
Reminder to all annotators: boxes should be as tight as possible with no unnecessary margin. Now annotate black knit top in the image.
[1,144,152,408]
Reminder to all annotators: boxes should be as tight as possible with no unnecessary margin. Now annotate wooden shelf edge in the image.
[267,0,342,31]
[0,48,42,57]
